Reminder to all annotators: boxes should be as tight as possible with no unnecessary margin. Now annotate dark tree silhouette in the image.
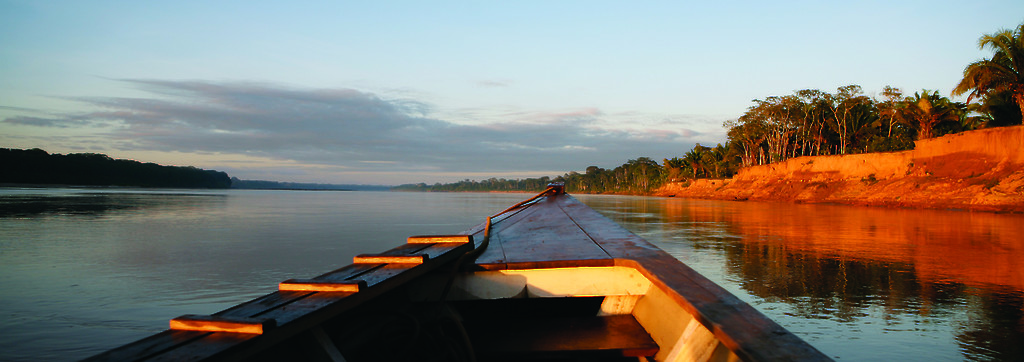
[0,148,231,188]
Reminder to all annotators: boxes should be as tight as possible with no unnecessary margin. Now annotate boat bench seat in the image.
[467,314,659,360]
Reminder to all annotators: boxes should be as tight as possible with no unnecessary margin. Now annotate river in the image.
[0,189,1020,361]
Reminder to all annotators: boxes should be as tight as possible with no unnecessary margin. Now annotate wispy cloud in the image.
[3,79,718,181]
[476,79,513,88]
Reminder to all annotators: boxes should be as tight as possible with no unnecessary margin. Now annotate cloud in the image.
[476,80,512,88]
[2,114,104,128]
[2,79,718,181]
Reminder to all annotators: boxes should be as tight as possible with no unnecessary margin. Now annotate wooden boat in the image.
[85,184,830,361]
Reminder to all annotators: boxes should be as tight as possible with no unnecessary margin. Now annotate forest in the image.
[393,157,665,194]
[0,148,232,188]
[397,23,1024,194]
[230,177,391,191]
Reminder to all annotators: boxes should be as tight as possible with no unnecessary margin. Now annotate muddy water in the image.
[576,194,1024,361]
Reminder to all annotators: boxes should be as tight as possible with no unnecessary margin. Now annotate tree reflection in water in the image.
[577,195,1023,361]
[0,191,227,218]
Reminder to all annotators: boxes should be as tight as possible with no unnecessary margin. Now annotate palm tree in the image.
[952,23,1024,121]
[906,90,963,140]
[683,145,710,178]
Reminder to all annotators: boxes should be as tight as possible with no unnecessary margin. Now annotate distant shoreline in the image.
[0,184,358,192]
[0,184,368,192]
[0,183,218,190]
[653,126,1024,213]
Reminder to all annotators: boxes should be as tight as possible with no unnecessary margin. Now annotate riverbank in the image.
[654,125,1024,212]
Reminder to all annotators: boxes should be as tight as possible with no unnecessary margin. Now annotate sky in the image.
[2,1,1022,185]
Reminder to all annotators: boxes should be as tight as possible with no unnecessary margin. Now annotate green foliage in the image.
[906,90,966,140]
[953,23,1024,121]
[0,148,231,188]
[720,84,974,169]
[973,90,1023,127]
[393,176,556,193]
[393,158,668,194]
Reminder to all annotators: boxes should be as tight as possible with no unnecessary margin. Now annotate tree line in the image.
[393,157,668,194]
[400,23,1024,193]
[230,177,391,191]
[674,23,1024,178]
[0,148,232,188]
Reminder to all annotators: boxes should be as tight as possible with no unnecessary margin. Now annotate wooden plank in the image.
[486,196,612,269]
[555,195,667,260]
[467,197,559,269]
[471,225,508,270]
[403,242,470,260]
[278,279,366,293]
[111,241,474,361]
[470,315,658,358]
[140,333,257,362]
[80,330,212,362]
[407,234,473,244]
[361,242,432,256]
[307,263,385,283]
[212,263,384,319]
[169,315,276,334]
[352,254,427,264]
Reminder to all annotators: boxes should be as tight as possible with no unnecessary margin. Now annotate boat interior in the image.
[247,266,739,362]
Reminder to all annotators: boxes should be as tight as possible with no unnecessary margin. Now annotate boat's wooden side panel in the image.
[80,331,217,362]
[633,279,737,361]
[468,314,659,359]
[548,195,829,361]
[137,333,257,362]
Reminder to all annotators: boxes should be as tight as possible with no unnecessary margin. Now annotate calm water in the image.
[0,189,1021,361]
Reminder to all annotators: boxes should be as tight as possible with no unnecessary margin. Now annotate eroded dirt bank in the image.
[655,126,1024,212]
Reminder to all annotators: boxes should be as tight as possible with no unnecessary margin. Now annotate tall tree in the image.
[751,95,801,163]
[702,144,728,178]
[876,86,906,138]
[794,89,831,157]
[953,23,1024,121]
[906,90,964,140]
[825,85,874,154]
[682,146,709,178]
[725,116,766,167]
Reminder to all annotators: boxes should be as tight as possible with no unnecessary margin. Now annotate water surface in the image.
[575,194,1023,361]
[0,189,526,361]
[0,189,1020,360]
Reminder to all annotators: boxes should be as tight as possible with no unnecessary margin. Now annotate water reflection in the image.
[577,195,1024,361]
[0,189,530,361]
[0,189,228,218]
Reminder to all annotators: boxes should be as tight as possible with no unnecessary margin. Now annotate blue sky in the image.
[2,1,1022,184]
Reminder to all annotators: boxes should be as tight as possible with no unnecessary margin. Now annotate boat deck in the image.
[462,191,826,361]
